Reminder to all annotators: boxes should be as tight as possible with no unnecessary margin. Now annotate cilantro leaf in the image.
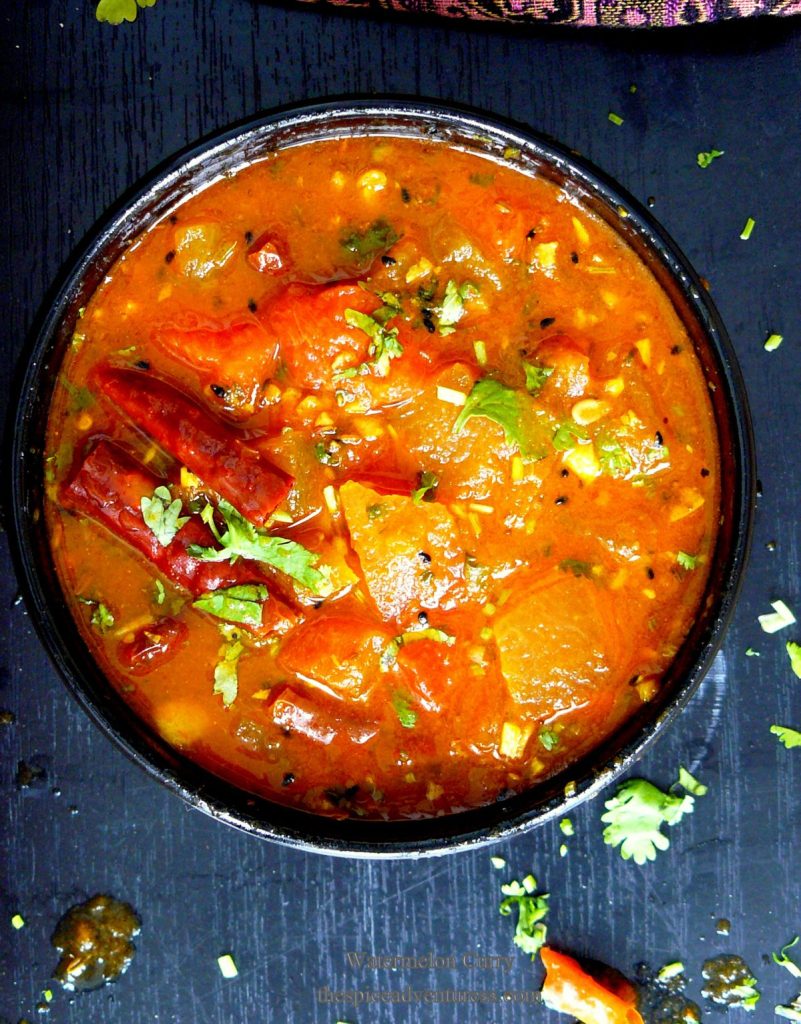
[96,0,157,24]
[498,875,549,959]
[697,149,724,168]
[141,485,189,547]
[771,725,801,749]
[78,596,115,633]
[391,691,418,729]
[213,632,243,707]
[601,777,694,865]
[677,551,697,571]
[437,280,478,336]
[340,221,399,266]
[552,421,588,451]
[193,584,269,628]
[787,641,801,679]
[412,470,438,505]
[597,434,633,477]
[187,499,331,596]
[343,309,403,377]
[522,361,553,396]
[453,378,526,450]
[538,728,559,751]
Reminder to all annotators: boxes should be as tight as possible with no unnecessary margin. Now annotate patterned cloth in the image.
[298,0,801,25]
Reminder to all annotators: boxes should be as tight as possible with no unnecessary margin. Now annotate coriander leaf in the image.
[773,938,801,979]
[91,603,115,633]
[787,641,801,679]
[193,584,269,627]
[343,309,403,377]
[412,470,438,505]
[697,149,724,168]
[392,691,418,729]
[771,724,801,749]
[538,728,558,751]
[187,499,331,596]
[453,378,526,450]
[498,876,549,959]
[522,361,553,396]
[340,220,400,266]
[677,551,697,571]
[552,421,588,451]
[96,0,156,24]
[597,435,633,477]
[141,485,189,547]
[213,636,243,707]
[381,627,455,671]
[601,778,694,865]
[437,280,478,336]
[676,765,708,797]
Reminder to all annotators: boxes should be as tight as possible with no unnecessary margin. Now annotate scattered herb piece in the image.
[677,551,697,571]
[188,499,331,596]
[96,0,156,24]
[490,856,506,869]
[217,953,239,979]
[453,378,527,452]
[745,647,760,657]
[776,999,801,1022]
[559,559,594,579]
[522,361,553,396]
[787,642,801,679]
[552,421,588,451]
[759,600,797,634]
[141,486,189,547]
[438,280,479,336]
[340,220,400,265]
[11,913,25,930]
[499,875,549,958]
[675,765,708,797]
[193,585,269,628]
[771,725,801,749]
[559,818,574,837]
[538,728,559,751]
[78,597,115,633]
[764,333,784,352]
[740,217,756,241]
[153,579,166,606]
[657,961,686,982]
[412,470,439,505]
[597,435,633,477]
[474,339,488,366]
[343,309,403,377]
[608,112,624,126]
[697,149,724,168]
[392,691,418,729]
[601,774,696,865]
[314,440,341,467]
[213,629,243,707]
[773,938,801,979]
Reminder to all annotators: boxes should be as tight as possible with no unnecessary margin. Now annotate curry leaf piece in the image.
[773,938,801,979]
[193,585,269,628]
[213,633,243,707]
[498,876,550,959]
[141,486,189,547]
[771,725,801,749]
[787,641,801,679]
[601,778,694,865]
[453,378,526,450]
[522,361,553,396]
[340,220,399,265]
[412,470,439,505]
[187,499,331,596]
[343,309,403,377]
[392,691,418,729]
[96,0,156,24]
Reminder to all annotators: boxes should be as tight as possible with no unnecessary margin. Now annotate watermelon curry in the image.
[44,136,720,819]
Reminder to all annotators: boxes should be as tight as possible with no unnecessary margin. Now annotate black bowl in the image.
[7,99,755,858]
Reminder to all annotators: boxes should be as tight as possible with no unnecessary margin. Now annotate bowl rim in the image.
[7,96,756,858]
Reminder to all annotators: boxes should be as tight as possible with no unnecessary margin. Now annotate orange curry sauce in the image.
[45,137,720,819]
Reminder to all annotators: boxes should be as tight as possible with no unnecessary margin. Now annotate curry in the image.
[44,135,720,819]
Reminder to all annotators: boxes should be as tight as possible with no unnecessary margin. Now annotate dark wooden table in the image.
[2,4,801,1022]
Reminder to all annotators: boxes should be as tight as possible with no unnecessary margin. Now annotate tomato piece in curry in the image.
[44,136,720,820]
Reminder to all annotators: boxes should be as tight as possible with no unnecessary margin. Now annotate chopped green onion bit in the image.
[559,843,568,857]
[764,333,784,352]
[11,913,25,930]
[697,149,724,168]
[217,953,239,979]
[759,600,797,634]
[608,112,624,126]
[740,217,756,241]
[657,961,685,982]
[745,648,760,657]
[788,641,801,679]
[559,817,574,836]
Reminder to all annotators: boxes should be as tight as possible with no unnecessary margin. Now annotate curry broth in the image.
[45,137,720,819]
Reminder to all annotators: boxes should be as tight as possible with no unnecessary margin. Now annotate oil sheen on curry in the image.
[45,136,720,819]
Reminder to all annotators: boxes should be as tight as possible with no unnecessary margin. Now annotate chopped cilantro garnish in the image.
[392,691,418,729]
[771,725,801,749]
[538,728,559,751]
[740,216,756,241]
[597,435,633,477]
[601,771,699,865]
[96,0,157,24]
[193,585,269,627]
[437,280,479,336]
[499,875,549,959]
[153,579,166,606]
[675,765,707,796]
[552,421,588,451]
[343,309,403,377]
[188,499,331,596]
[141,485,189,547]
[522,361,553,396]
[340,220,400,265]
[213,628,243,707]
[412,470,439,505]
[78,597,115,633]
[314,439,341,467]
[381,627,455,672]
[697,149,724,168]
[787,641,801,679]
[764,333,783,352]
[745,647,760,657]
[759,600,797,634]
[677,551,697,571]
[60,378,95,412]
[558,559,594,579]
[453,378,527,451]
[773,938,801,979]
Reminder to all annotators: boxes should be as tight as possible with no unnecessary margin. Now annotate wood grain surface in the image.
[1,4,800,1022]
